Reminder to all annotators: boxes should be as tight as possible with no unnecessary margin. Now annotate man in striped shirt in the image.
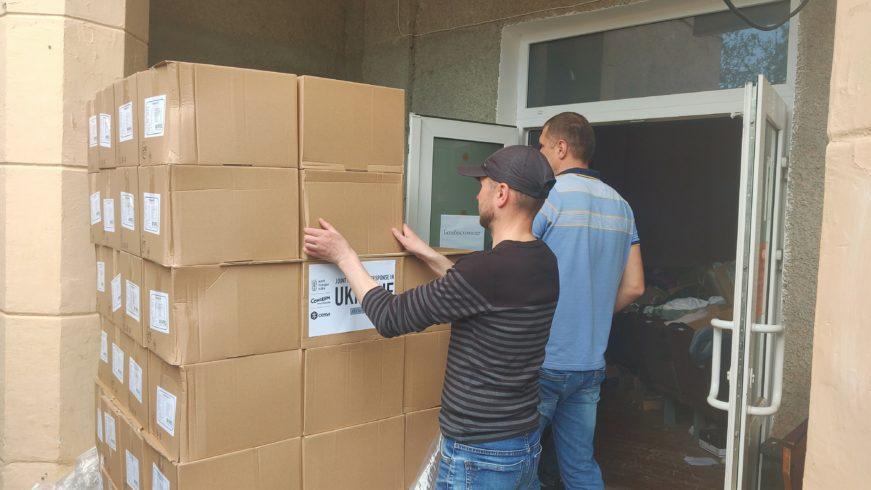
[304,145,560,489]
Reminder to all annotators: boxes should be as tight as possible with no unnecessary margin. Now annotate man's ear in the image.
[558,139,569,159]
[496,183,510,208]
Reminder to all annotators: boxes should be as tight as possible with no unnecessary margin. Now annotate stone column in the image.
[804,0,871,487]
[0,1,147,487]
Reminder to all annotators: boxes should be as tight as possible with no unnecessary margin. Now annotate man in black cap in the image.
[304,145,560,489]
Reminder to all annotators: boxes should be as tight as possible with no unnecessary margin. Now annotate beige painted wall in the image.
[0,1,147,487]
[804,0,871,487]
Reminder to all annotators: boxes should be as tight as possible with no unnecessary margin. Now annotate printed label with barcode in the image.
[121,192,135,231]
[111,274,122,312]
[97,261,105,292]
[152,464,170,490]
[111,343,124,383]
[100,330,109,363]
[104,412,117,450]
[143,95,167,138]
[89,115,98,148]
[126,280,141,322]
[103,198,115,233]
[99,113,112,148]
[118,102,134,143]
[143,193,161,235]
[90,192,101,224]
[155,386,177,436]
[96,408,103,442]
[125,450,140,490]
[149,290,170,334]
[129,357,143,403]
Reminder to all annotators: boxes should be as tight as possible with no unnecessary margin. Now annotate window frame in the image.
[496,0,798,128]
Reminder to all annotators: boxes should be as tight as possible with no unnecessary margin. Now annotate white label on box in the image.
[439,214,486,251]
[111,343,124,383]
[112,274,122,312]
[90,191,101,225]
[125,449,141,490]
[99,113,112,148]
[118,102,134,143]
[103,198,115,233]
[100,330,109,363]
[96,408,103,443]
[143,193,161,235]
[89,115,98,148]
[152,464,170,490]
[143,95,166,138]
[308,260,396,337]
[104,412,117,451]
[126,280,141,322]
[97,261,105,292]
[121,192,135,231]
[155,386,177,437]
[149,290,170,334]
[128,357,143,403]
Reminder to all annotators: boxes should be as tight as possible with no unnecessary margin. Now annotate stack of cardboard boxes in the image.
[88,62,453,489]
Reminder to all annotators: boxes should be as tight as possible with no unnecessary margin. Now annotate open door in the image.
[708,75,789,490]
[406,114,520,250]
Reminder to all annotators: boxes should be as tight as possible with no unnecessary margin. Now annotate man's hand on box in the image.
[304,218,357,265]
[392,224,430,256]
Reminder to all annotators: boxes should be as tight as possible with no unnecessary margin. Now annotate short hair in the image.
[543,112,596,163]
[514,190,546,217]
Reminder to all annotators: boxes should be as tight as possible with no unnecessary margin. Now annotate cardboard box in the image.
[101,396,124,488]
[109,248,124,327]
[116,166,141,255]
[102,169,120,249]
[120,412,147,490]
[97,85,117,169]
[87,98,100,173]
[404,408,441,489]
[404,330,450,412]
[138,61,298,167]
[95,245,111,317]
[302,256,403,348]
[704,262,736,305]
[143,261,301,365]
[302,416,404,490]
[119,328,149,429]
[303,337,404,435]
[98,318,115,391]
[147,350,302,462]
[100,468,118,490]
[109,326,128,407]
[145,435,301,490]
[300,170,403,257]
[118,251,144,345]
[299,76,404,173]
[89,173,103,243]
[138,165,300,266]
[113,74,139,167]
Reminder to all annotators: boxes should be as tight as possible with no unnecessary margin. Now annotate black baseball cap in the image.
[457,145,556,199]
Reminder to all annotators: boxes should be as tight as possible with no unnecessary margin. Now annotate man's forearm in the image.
[416,247,453,278]
[336,254,379,304]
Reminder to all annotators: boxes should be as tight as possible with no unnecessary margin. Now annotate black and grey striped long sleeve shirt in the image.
[362,240,559,444]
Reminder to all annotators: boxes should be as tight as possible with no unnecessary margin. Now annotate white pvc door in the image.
[406,114,520,249]
[708,75,789,490]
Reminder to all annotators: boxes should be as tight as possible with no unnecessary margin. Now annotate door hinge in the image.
[780,156,789,169]
[775,249,783,261]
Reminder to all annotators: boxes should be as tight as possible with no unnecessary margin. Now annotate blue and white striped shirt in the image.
[533,168,639,371]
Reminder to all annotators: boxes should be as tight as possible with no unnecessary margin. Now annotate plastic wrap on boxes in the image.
[411,434,442,490]
[31,447,101,490]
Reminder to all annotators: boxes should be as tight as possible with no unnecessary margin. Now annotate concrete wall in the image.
[804,0,871,487]
[148,0,359,79]
[0,0,148,488]
[353,0,831,439]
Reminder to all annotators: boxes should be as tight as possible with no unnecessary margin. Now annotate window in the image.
[526,1,790,108]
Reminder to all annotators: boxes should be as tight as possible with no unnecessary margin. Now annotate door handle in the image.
[747,323,785,416]
[706,318,733,411]
[706,318,785,416]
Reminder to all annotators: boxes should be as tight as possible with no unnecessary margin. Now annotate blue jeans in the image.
[536,368,606,490]
[436,430,542,489]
